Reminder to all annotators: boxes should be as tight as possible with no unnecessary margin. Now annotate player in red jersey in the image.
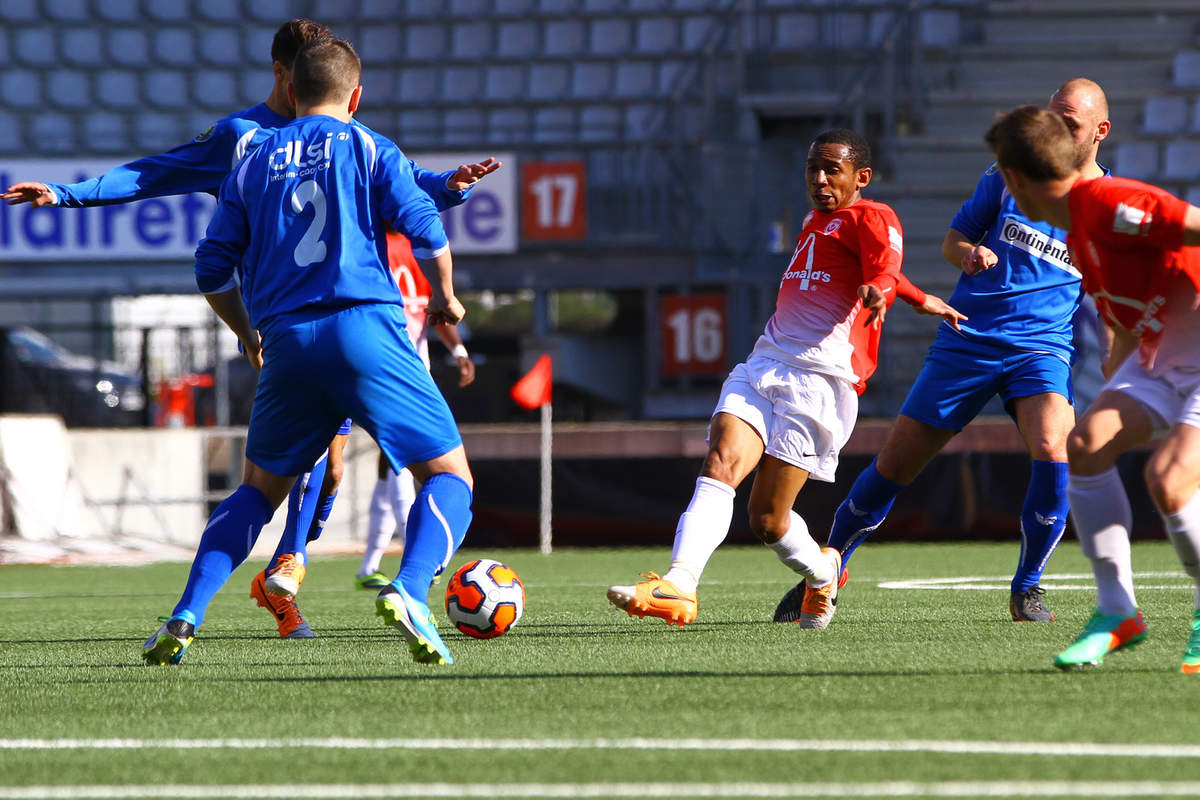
[606,128,966,627]
[986,104,1200,672]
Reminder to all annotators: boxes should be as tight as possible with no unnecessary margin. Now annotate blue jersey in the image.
[43,103,468,212]
[942,165,1100,358]
[194,114,448,333]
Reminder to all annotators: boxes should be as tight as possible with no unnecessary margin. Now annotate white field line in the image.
[2,737,1199,759]
[4,781,1200,798]
[878,572,1188,591]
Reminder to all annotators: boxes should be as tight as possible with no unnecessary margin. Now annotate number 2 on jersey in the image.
[291,180,327,266]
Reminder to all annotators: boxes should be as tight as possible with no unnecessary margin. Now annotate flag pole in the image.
[539,400,552,554]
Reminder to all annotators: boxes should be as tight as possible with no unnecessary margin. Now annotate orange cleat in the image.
[264,553,306,599]
[797,547,843,629]
[250,569,314,638]
[606,572,698,627]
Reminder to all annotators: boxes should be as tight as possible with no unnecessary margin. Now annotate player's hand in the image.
[2,181,57,207]
[858,284,889,329]
[456,355,476,387]
[960,245,997,276]
[243,333,264,371]
[916,293,968,331]
[427,295,466,327]
[447,158,502,191]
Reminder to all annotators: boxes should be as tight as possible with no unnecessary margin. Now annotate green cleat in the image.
[1181,611,1200,675]
[356,572,391,590]
[376,584,453,665]
[1053,608,1146,671]
[142,617,195,666]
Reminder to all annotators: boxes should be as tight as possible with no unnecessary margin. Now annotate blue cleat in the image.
[376,583,453,665]
[142,617,195,665]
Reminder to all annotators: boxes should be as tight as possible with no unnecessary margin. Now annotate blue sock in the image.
[394,473,473,600]
[269,457,327,572]
[1013,460,1069,592]
[828,459,905,569]
[172,485,275,627]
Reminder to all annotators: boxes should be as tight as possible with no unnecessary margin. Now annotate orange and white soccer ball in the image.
[444,559,525,639]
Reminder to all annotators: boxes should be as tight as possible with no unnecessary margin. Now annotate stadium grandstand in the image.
[1,0,1198,556]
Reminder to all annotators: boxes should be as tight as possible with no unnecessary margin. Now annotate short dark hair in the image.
[985,104,1076,181]
[811,128,871,169]
[271,18,331,68]
[292,36,362,106]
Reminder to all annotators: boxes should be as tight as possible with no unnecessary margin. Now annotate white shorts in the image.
[1107,356,1200,434]
[710,353,857,482]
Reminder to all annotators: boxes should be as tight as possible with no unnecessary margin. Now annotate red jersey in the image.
[753,198,923,394]
[1067,176,1200,367]
[386,232,432,357]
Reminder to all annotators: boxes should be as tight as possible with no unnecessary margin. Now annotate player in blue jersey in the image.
[773,78,1112,626]
[143,35,473,667]
[2,18,499,640]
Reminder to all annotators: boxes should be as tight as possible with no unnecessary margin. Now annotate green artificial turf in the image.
[0,542,1197,798]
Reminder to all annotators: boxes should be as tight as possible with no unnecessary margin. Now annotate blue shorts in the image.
[899,335,1074,432]
[247,303,462,477]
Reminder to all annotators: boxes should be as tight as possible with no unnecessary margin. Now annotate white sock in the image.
[391,469,417,548]
[1160,489,1200,610]
[662,476,736,593]
[769,511,833,587]
[1069,468,1137,616]
[359,479,393,578]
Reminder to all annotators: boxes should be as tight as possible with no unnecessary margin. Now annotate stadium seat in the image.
[1162,139,1200,182]
[134,112,185,153]
[919,9,960,48]
[45,70,91,111]
[107,29,151,69]
[0,110,23,154]
[1142,96,1188,136]
[488,108,530,143]
[571,62,613,99]
[590,19,632,54]
[95,70,141,111]
[443,109,486,146]
[192,72,238,111]
[1113,141,1159,180]
[242,27,276,67]
[544,20,587,57]
[452,22,494,59]
[93,0,139,22]
[444,66,484,100]
[402,0,442,17]
[625,103,655,138]
[1189,98,1200,133]
[311,0,357,23]
[821,12,868,49]
[0,0,37,23]
[246,0,292,22]
[400,68,440,103]
[486,66,525,101]
[60,29,104,68]
[579,105,622,142]
[145,0,189,23]
[14,28,56,67]
[46,0,89,23]
[493,0,536,14]
[450,0,492,13]
[145,72,189,111]
[529,63,570,100]
[539,0,578,11]
[775,13,820,49]
[154,29,197,68]
[585,0,623,11]
[196,0,241,23]
[397,109,440,148]
[498,21,539,57]
[82,112,129,153]
[360,25,403,66]
[658,59,688,95]
[29,112,76,153]
[635,18,678,54]
[199,29,242,67]
[1186,185,1200,207]
[361,67,397,100]
[682,16,718,50]
[615,62,656,98]
[240,70,272,107]
[1173,51,1200,89]
[406,24,448,60]
[533,107,575,143]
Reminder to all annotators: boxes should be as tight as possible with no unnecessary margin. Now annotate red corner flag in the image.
[511,354,552,410]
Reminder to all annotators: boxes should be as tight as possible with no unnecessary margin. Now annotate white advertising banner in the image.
[0,151,516,261]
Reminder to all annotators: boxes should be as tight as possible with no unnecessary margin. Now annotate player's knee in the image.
[700,445,750,487]
[1143,461,1195,513]
[747,508,789,544]
[1066,426,1107,475]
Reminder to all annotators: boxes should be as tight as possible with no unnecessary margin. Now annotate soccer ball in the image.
[444,559,525,639]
